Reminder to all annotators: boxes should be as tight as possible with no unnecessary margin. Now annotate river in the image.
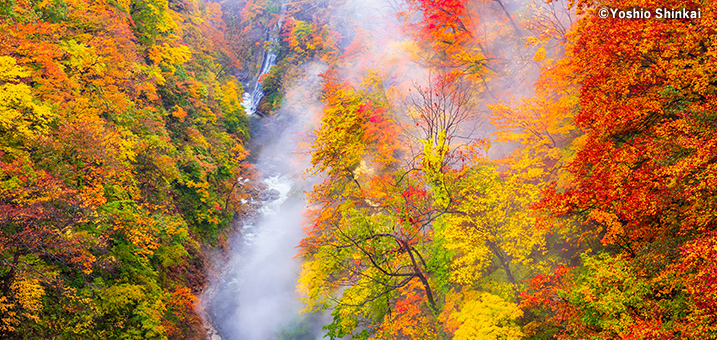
[204,29,328,336]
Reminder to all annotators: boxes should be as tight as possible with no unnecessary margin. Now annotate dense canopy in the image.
[1,0,715,339]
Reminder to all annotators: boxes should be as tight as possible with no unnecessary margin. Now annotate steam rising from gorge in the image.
[203,0,572,337]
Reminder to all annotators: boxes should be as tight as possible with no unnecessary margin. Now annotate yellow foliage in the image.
[197,107,217,125]
[441,289,524,340]
[443,162,546,286]
[0,56,53,156]
[297,257,331,313]
[161,215,190,240]
[0,295,18,333]
[60,39,106,73]
[219,81,244,114]
[0,56,30,81]
[115,0,130,12]
[10,272,47,324]
[148,43,191,73]
[146,64,167,85]
[534,47,546,62]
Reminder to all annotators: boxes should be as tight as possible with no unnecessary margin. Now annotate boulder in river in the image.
[268,188,281,201]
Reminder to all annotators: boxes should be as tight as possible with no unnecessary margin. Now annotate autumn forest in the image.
[0,0,715,339]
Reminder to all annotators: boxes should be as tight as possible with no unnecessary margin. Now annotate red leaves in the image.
[402,0,475,69]
[674,232,717,336]
[164,287,201,338]
[407,0,471,38]
[540,0,717,248]
[520,265,574,310]
[621,318,674,340]
[0,155,79,226]
[371,280,438,339]
[402,184,428,203]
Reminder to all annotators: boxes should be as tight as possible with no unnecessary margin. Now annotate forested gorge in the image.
[0,0,255,337]
[0,0,715,339]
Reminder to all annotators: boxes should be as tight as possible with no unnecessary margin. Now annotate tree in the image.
[401,0,528,92]
[0,0,252,337]
[300,72,493,338]
[524,3,717,339]
[299,71,436,339]
[0,56,53,159]
[441,157,549,300]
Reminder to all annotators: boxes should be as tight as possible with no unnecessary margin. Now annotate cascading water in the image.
[242,5,285,116]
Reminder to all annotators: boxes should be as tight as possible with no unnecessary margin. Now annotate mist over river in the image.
[204,61,327,339]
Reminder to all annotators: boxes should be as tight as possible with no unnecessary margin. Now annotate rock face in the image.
[258,190,271,201]
[252,183,282,201]
[204,324,222,340]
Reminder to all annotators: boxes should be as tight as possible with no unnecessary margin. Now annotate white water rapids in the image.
[206,173,307,340]
[205,57,328,339]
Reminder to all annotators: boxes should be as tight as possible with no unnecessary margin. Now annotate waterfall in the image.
[242,6,286,116]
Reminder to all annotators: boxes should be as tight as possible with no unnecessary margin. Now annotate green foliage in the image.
[564,253,656,334]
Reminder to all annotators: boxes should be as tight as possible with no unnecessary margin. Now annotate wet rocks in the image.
[267,188,281,200]
[251,182,282,201]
